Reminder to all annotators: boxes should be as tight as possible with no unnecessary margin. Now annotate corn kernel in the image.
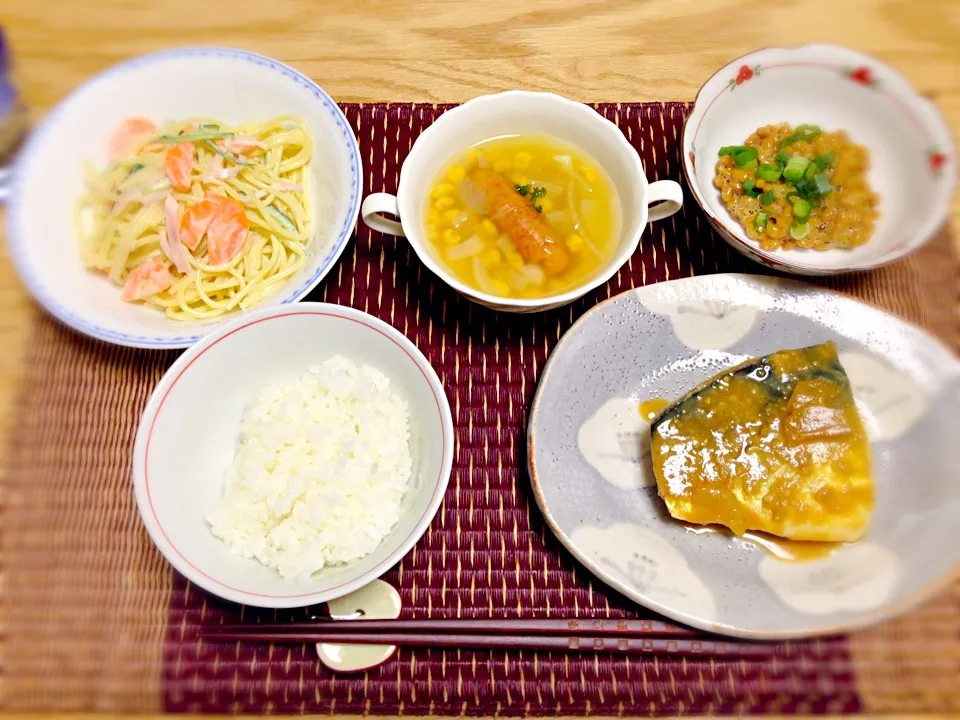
[482,248,501,267]
[442,229,461,245]
[578,164,598,183]
[513,152,532,170]
[566,233,585,251]
[505,250,524,270]
[464,150,478,169]
[490,279,511,296]
[427,209,441,226]
[432,183,454,198]
[446,165,466,184]
[434,196,455,211]
[443,208,461,225]
[493,159,510,174]
[539,197,554,213]
[426,223,439,241]
[481,219,498,238]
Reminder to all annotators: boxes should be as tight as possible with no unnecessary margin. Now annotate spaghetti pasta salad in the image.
[77,115,314,320]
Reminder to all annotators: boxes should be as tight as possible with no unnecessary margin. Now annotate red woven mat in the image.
[165,102,853,716]
[5,102,958,716]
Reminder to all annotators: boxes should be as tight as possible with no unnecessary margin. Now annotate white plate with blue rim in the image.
[528,274,960,639]
[4,46,361,349]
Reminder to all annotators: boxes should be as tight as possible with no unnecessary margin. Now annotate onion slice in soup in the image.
[519,263,546,285]
[472,257,500,295]
[447,234,485,261]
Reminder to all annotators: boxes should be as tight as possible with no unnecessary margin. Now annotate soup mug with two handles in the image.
[360,91,684,312]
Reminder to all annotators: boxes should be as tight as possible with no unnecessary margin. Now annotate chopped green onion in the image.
[804,163,818,182]
[733,148,759,167]
[754,212,769,232]
[126,163,144,178]
[790,222,811,240]
[795,124,822,140]
[757,163,783,182]
[157,130,234,143]
[742,179,759,197]
[198,123,220,131]
[780,125,821,147]
[718,145,749,157]
[813,172,833,195]
[762,190,775,205]
[266,205,297,232]
[741,159,757,170]
[786,191,801,204]
[775,150,790,165]
[205,139,252,167]
[783,156,811,182]
[814,152,835,170]
[792,198,812,219]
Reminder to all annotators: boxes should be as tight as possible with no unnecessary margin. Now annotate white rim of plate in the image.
[680,44,956,274]
[132,302,455,608]
[6,46,362,349]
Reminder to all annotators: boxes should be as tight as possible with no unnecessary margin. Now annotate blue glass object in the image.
[0,27,14,121]
[0,26,27,200]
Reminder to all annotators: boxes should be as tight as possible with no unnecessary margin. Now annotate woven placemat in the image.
[2,102,958,715]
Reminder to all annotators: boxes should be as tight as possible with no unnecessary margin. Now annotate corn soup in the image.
[425,135,622,298]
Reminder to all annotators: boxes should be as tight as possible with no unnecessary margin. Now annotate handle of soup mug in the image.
[646,180,683,222]
[361,193,406,237]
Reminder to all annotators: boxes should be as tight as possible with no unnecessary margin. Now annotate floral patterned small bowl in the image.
[682,45,954,275]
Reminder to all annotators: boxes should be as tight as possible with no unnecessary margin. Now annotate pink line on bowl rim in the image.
[691,61,936,149]
[143,310,448,599]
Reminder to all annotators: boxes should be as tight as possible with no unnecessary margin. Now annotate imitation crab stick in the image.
[164,142,195,192]
[108,118,158,163]
[120,259,171,302]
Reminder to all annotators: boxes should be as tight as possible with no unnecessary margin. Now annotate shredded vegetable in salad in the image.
[76,115,314,320]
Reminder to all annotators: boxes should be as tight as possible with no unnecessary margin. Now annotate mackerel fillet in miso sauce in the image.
[650,342,874,543]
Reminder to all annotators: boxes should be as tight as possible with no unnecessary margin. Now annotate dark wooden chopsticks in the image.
[202,617,775,658]
[207,617,698,637]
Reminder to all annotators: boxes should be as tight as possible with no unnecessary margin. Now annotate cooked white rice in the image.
[207,355,412,584]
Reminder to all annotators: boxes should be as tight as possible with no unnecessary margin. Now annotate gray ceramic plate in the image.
[528,274,960,639]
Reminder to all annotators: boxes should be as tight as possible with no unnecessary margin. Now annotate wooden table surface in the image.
[1,0,958,716]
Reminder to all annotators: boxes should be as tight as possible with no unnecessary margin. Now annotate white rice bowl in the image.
[133,302,454,608]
